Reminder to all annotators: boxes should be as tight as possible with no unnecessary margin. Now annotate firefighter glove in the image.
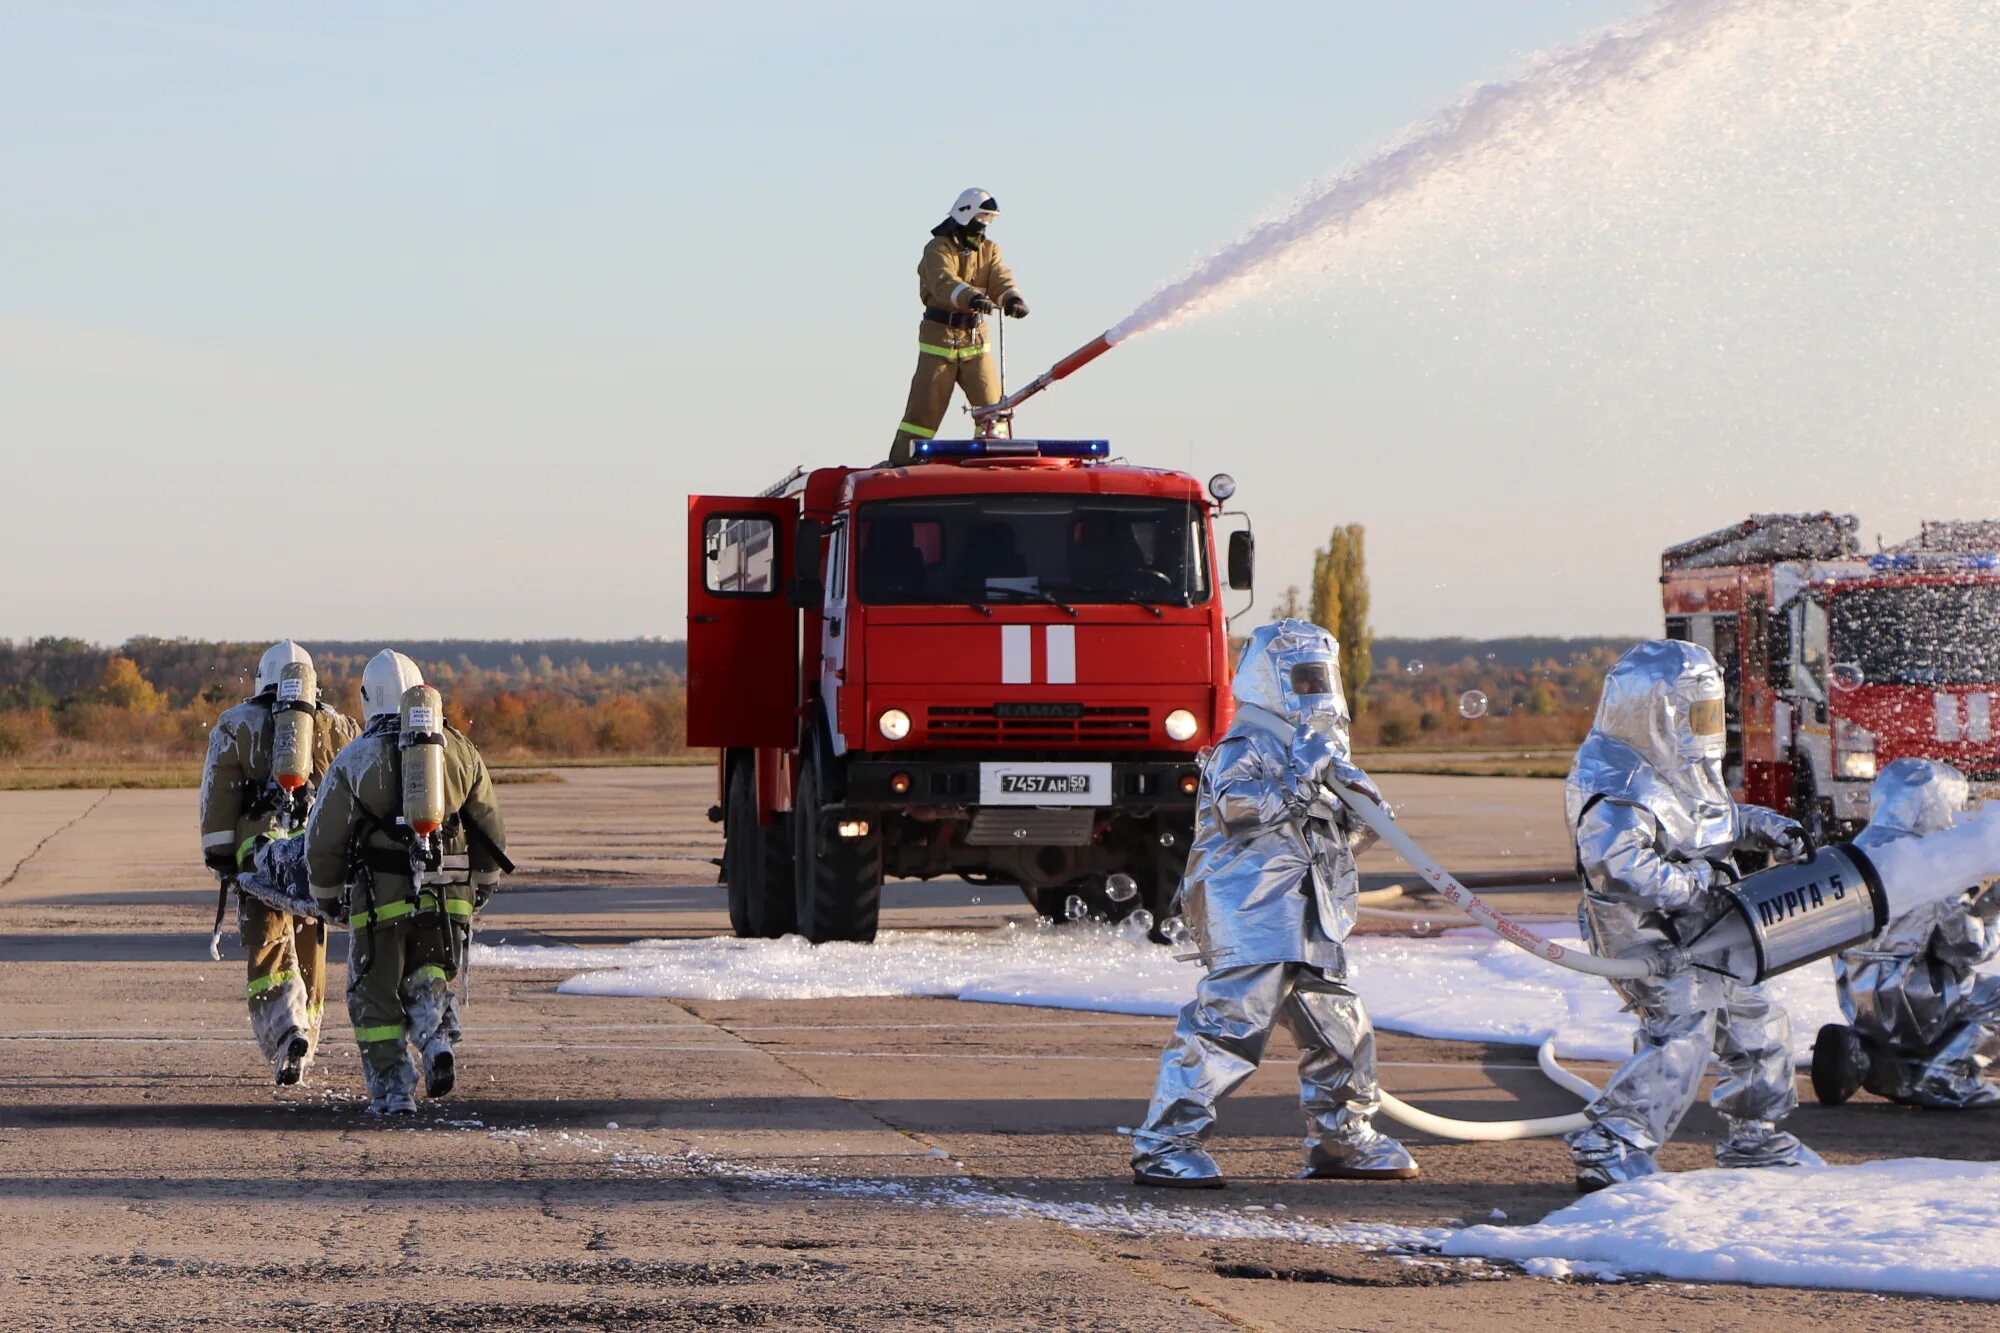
[967,293,996,315]
[205,848,237,876]
[1003,295,1029,319]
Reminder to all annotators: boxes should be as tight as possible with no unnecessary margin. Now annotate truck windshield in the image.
[1828,583,2000,686]
[855,495,1210,607]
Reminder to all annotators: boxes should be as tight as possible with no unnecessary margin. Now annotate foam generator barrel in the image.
[1689,846,1889,984]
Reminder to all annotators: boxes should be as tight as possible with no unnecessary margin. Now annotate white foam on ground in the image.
[490,1122,2000,1299]
[472,920,1848,1064]
[1444,1159,2000,1300]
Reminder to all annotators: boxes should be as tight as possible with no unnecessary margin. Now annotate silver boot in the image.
[1132,1140,1226,1189]
[1301,1126,1418,1180]
[1716,1118,1821,1169]
[1567,1124,1661,1193]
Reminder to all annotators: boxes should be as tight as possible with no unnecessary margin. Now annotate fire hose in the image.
[1322,782,1632,1140]
[1320,784,2000,1139]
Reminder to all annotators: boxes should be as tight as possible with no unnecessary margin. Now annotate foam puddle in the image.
[471,920,1854,1065]
[1445,1159,2000,1299]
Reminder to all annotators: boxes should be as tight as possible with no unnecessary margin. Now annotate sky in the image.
[4,0,1997,645]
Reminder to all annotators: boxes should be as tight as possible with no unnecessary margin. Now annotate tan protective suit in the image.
[198,695,360,1073]
[305,717,506,1112]
[889,229,1024,464]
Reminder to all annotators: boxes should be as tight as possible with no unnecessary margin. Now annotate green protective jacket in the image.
[918,232,1021,316]
[303,717,507,929]
[198,695,361,869]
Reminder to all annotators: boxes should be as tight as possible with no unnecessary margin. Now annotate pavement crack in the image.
[0,789,111,890]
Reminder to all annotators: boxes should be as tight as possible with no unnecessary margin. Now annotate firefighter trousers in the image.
[240,893,326,1066]
[890,321,999,465]
[346,913,463,1106]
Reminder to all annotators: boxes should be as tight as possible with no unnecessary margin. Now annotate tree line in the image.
[0,638,690,766]
[1271,529,1635,750]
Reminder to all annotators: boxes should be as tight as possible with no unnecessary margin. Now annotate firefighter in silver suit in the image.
[1563,639,1821,1192]
[1131,620,1417,1188]
[1815,758,2000,1108]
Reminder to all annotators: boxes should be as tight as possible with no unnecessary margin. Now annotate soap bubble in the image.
[1457,690,1489,719]
[1064,894,1089,922]
[1104,873,1139,903]
[1830,663,1865,692]
[1161,915,1193,945]
[1128,909,1155,934]
[1413,920,1434,937]
[1405,660,1425,675]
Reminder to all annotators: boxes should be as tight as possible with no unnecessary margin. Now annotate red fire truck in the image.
[688,438,1252,943]
[1662,513,2000,841]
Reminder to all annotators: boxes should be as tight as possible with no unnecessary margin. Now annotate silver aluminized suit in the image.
[1131,620,1416,1186]
[1832,759,2000,1108]
[1562,639,1818,1189]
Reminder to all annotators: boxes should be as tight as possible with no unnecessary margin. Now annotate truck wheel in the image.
[793,760,883,944]
[725,761,796,939]
[1031,884,1085,921]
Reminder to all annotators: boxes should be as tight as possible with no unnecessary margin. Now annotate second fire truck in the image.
[1662,512,2000,842]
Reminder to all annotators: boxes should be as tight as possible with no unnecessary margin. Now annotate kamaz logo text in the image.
[1754,872,1848,929]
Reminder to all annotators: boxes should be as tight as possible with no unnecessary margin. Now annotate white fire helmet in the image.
[951,188,999,226]
[256,640,313,694]
[361,649,425,721]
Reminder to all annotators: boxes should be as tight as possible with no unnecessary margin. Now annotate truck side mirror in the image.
[1227,530,1254,592]
[788,518,825,610]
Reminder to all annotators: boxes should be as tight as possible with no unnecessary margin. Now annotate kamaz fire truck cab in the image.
[688,438,1253,943]
[1662,513,2000,843]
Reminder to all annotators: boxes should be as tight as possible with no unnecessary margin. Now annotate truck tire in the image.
[793,760,883,944]
[725,760,796,939]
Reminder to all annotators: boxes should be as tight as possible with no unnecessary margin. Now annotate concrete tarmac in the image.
[1,768,1994,1330]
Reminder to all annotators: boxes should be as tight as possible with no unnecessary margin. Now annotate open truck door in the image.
[687,495,799,748]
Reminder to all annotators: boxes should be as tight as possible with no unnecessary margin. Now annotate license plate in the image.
[979,762,1112,807]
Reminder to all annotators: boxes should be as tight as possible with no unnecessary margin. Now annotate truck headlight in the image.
[878,708,911,742]
[1836,750,1878,781]
[1834,717,1876,781]
[1164,709,1199,742]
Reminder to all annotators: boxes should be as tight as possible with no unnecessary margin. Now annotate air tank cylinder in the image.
[269,661,318,795]
[399,684,448,840]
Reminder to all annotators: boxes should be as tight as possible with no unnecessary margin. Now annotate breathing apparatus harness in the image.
[207,683,322,960]
[342,699,513,1006]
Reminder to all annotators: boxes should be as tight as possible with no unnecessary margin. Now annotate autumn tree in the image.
[1309,525,1373,712]
[94,656,167,714]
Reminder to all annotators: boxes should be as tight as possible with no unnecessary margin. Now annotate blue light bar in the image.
[913,438,1111,460]
[1868,551,2000,572]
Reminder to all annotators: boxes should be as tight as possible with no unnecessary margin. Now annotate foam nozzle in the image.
[275,772,306,793]
[1686,807,2000,985]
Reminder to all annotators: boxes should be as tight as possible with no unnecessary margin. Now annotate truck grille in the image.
[965,808,1097,846]
[926,704,1151,744]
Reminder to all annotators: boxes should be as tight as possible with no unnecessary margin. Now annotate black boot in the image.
[1810,1023,1869,1105]
[275,1032,309,1087]
[426,1049,455,1099]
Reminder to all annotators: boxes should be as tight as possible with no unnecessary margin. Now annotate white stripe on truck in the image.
[1045,625,1076,685]
[1002,626,1032,684]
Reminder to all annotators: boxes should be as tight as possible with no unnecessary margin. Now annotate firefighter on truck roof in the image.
[889,188,1029,466]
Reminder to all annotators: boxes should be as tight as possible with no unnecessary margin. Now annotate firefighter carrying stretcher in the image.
[889,188,1029,465]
